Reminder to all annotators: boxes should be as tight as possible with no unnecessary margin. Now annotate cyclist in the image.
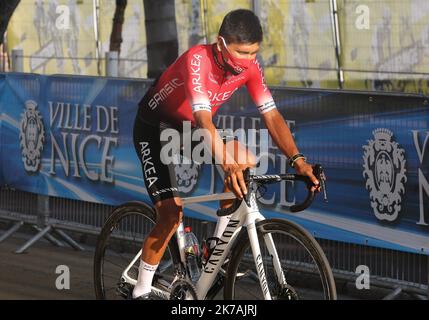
[132,9,320,299]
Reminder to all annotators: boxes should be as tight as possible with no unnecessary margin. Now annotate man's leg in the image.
[133,196,183,298]
[132,116,182,298]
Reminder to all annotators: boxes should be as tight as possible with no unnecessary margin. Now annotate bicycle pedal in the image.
[116,282,132,299]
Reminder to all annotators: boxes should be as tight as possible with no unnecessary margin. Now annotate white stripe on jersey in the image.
[257,100,276,114]
[192,103,212,112]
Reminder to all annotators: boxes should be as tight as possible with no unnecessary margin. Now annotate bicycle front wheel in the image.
[93,201,180,299]
[224,218,337,300]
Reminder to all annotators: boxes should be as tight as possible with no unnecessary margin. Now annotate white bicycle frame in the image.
[120,190,287,300]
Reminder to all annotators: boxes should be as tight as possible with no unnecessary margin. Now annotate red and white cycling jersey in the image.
[139,43,276,128]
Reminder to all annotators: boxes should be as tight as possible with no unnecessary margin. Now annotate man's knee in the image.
[155,196,182,208]
[155,197,183,228]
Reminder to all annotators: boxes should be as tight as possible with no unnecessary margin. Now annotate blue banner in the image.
[0,73,152,205]
[0,73,428,255]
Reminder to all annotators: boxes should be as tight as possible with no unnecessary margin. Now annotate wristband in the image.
[289,153,306,168]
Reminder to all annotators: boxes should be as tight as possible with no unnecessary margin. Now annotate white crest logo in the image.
[19,100,45,173]
[174,153,200,194]
[363,128,407,221]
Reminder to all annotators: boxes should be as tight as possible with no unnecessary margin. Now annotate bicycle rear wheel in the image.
[93,201,180,299]
[224,218,337,300]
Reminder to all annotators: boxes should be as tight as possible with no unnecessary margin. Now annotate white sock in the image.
[132,260,159,299]
[212,214,232,249]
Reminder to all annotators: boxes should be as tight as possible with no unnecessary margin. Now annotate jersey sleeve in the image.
[246,60,277,114]
[182,49,212,113]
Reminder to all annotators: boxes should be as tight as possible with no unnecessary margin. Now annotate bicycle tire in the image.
[224,218,337,300]
[93,201,181,300]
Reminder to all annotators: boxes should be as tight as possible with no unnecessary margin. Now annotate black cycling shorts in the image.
[133,110,236,204]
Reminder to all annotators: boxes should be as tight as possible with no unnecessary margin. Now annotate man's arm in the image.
[245,60,320,189]
[181,49,247,198]
[261,108,320,189]
[193,110,248,198]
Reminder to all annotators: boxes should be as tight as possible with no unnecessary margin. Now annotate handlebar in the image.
[216,164,328,216]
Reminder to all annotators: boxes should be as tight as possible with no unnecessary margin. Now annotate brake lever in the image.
[243,168,252,206]
[313,164,328,203]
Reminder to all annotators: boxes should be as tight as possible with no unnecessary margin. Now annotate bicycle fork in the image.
[245,213,286,300]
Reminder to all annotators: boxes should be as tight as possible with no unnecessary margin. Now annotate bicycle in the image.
[94,164,337,300]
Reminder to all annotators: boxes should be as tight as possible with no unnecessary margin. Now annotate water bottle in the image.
[184,226,201,282]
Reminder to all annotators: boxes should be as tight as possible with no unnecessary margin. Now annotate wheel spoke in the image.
[103,258,128,270]
[224,219,336,300]
[94,208,178,300]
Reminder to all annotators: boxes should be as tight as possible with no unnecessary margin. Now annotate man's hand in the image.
[223,162,247,199]
[293,158,321,192]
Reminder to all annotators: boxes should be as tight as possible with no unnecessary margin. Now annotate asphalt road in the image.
[0,231,95,300]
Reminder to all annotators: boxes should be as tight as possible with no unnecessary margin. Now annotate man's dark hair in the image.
[219,9,263,44]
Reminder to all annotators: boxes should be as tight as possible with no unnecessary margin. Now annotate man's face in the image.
[217,36,260,61]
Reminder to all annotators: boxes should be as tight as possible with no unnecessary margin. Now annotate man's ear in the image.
[216,36,222,51]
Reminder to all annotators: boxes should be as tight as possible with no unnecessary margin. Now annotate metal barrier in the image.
[318,238,428,299]
[0,187,427,299]
[0,187,85,253]
[49,196,114,236]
